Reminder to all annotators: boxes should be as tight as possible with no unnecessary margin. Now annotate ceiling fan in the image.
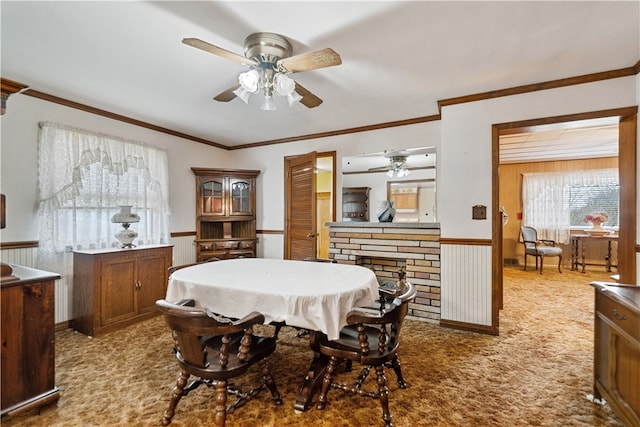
[367,148,433,177]
[369,155,411,177]
[182,32,342,110]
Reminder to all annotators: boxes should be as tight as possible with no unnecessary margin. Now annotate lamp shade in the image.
[111,205,140,224]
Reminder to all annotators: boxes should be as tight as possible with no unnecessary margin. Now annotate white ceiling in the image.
[1,1,638,155]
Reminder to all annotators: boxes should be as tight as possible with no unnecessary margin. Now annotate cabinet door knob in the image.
[612,309,627,321]
[306,232,317,238]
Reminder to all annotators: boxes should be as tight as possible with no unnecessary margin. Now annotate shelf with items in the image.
[342,187,370,222]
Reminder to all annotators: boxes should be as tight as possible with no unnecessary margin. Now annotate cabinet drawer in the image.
[229,250,255,258]
[597,292,640,340]
[215,241,239,250]
[238,240,255,249]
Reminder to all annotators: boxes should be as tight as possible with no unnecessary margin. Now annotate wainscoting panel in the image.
[441,244,492,326]
[170,235,196,267]
[0,246,70,323]
[258,233,284,259]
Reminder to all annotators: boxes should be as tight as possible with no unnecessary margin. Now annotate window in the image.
[522,168,618,244]
[567,182,619,227]
[37,122,170,255]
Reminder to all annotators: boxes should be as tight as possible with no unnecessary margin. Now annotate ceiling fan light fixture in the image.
[260,95,277,111]
[286,91,302,106]
[238,69,260,93]
[397,167,411,178]
[232,86,252,104]
[274,73,295,96]
[386,169,394,178]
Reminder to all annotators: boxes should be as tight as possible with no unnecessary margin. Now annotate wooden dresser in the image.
[72,244,172,336]
[591,281,640,426]
[1,265,60,416]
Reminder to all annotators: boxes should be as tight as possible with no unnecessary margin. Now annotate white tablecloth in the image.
[166,258,379,340]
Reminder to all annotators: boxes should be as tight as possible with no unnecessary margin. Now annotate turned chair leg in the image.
[162,370,189,426]
[316,356,338,410]
[539,256,544,274]
[375,365,392,427]
[386,356,408,389]
[214,379,227,427]
[259,359,283,405]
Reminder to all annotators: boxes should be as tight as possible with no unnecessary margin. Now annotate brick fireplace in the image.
[327,222,441,322]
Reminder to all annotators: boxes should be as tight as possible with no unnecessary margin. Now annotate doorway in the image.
[492,107,637,333]
[284,151,336,260]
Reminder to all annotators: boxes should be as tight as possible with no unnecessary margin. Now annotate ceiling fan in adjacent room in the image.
[367,148,433,177]
[182,32,342,110]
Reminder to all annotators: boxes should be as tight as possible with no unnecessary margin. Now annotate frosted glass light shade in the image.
[111,205,140,224]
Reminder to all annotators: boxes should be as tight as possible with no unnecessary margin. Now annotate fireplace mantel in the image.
[327,221,441,323]
[327,221,440,229]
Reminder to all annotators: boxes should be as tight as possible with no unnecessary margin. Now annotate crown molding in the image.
[5,60,639,149]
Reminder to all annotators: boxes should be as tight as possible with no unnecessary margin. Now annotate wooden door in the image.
[284,152,317,260]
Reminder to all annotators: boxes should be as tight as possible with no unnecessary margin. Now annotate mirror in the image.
[342,147,436,222]
[388,179,436,222]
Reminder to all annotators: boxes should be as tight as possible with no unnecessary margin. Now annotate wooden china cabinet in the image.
[192,168,260,261]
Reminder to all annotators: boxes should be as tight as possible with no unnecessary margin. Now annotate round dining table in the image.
[166,257,379,341]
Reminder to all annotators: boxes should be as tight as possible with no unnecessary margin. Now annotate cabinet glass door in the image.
[229,179,252,215]
[202,179,224,215]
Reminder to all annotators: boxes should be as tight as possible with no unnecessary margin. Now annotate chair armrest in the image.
[346,309,387,325]
[538,239,557,246]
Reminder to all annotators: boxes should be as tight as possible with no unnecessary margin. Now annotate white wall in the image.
[439,76,637,240]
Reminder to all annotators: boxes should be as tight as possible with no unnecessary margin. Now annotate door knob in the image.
[306,232,317,238]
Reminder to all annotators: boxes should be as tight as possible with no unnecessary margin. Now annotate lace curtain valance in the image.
[37,121,170,256]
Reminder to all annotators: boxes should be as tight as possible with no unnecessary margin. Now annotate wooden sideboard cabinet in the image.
[191,168,260,262]
[72,245,173,336]
[1,265,60,416]
[591,282,640,426]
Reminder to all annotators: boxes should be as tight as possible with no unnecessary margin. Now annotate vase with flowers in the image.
[584,212,608,235]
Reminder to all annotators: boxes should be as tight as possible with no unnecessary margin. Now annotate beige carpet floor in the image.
[2,265,625,426]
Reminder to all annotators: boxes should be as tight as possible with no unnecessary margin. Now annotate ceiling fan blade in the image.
[213,83,240,102]
[278,48,342,73]
[368,166,391,172]
[294,83,323,108]
[182,37,257,66]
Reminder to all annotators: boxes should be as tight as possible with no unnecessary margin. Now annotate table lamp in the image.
[111,205,140,248]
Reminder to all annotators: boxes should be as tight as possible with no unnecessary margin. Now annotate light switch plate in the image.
[472,205,486,220]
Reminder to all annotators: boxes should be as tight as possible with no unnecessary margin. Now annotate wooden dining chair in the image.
[315,280,416,427]
[156,299,282,427]
[521,226,563,274]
